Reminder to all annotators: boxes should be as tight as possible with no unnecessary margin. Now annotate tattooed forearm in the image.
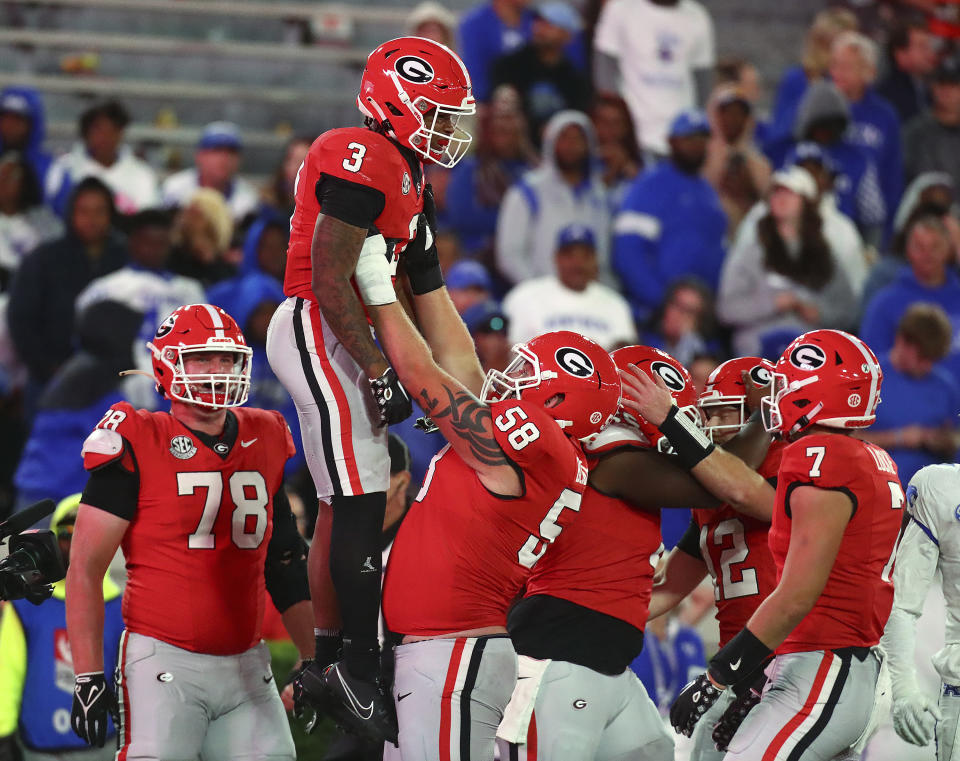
[419,385,508,467]
[311,214,387,377]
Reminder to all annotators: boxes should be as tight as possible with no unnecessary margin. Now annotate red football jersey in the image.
[523,474,663,631]
[382,399,590,637]
[693,441,785,647]
[768,433,903,654]
[82,402,296,655]
[285,127,425,301]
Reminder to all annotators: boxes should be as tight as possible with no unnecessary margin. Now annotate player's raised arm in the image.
[311,213,389,380]
[620,365,775,520]
[369,299,520,495]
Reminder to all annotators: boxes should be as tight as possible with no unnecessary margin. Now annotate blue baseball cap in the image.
[668,109,710,139]
[446,260,493,291]
[461,300,508,334]
[556,223,596,250]
[786,141,837,174]
[198,121,243,151]
[0,92,31,118]
[534,1,582,33]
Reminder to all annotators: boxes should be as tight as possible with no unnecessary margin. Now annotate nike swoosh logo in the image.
[336,666,374,720]
[730,658,742,671]
[397,692,412,701]
[241,439,257,447]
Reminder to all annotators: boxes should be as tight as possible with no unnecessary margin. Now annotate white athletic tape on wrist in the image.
[496,655,551,744]
[354,233,396,305]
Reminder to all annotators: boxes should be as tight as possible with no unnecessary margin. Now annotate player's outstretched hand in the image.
[71,672,118,747]
[619,364,674,426]
[670,672,722,737]
[368,367,413,426]
[892,691,941,746]
[741,370,770,415]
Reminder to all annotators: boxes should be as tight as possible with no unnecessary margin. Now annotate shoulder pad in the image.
[81,428,125,471]
[907,464,960,522]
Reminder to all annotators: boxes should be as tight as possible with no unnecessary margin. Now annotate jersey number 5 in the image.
[342,142,367,173]
[179,471,269,550]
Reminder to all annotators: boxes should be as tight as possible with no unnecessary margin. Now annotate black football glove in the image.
[403,185,444,295]
[71,672,118,747]
[712,664,768,751]
[670,672,723,737]
[369,368,413,426]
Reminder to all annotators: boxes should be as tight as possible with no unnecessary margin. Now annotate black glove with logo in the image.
[670,672,723,737]
[712,667,767,752]
[369,367,413,426]
[71,672,118,747]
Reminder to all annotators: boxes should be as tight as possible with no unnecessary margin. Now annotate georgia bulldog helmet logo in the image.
[788,343,827,371]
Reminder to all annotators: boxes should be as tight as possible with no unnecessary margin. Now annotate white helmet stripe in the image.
[842,331,879,411]
[201,303,226,339]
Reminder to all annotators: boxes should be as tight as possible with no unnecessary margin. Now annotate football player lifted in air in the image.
[264,36,475,741]
[647,356,786,761]
[881,460,960,758]
[355,245,622,761]
[496,347,775,761]
[67,304,314,761]
[623,329,903,760]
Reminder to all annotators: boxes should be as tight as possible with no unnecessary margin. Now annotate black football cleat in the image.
[297,660,398,746]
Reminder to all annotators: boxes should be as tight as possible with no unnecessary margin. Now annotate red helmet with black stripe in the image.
[762,329,882,439]
[481,330,621,441]
[147,304,252,409]
[358,37,475,167]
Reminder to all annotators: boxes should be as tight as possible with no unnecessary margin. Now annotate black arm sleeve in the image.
[675,517,703,560]
[264,487,311,613]
[80,460,139,521]
[315,174,386,229]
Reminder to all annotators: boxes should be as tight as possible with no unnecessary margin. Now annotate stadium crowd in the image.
[1,0,960,759]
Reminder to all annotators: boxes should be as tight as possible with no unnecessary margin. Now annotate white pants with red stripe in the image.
[497,660,674,761]
[114,631,294,761]
[723,649,880,761]
[266,296,388,501]
[392,635,517,761]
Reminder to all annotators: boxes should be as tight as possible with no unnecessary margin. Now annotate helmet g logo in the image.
[651,361,685,392]
[555,347,595,378]
[155,313,178,339]
[749,365,772,385]
[789,344,827,371]
[395,55,435,84]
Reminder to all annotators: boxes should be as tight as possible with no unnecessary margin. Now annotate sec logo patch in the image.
[170,435,197,460]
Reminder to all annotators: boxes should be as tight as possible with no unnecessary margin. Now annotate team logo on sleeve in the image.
[170,435,197,460]
[788,344,827,371]
[555,347,595,378]
[395,56,434,84]
[749,365,772,385]
[402,172,411,195]
[651,361,685,392]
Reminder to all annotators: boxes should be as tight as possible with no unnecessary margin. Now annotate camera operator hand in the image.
[71,672,119,747]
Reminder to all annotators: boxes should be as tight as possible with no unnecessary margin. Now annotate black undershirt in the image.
[508,594,645,675]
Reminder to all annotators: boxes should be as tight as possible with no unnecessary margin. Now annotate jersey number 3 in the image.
[342,142,366,173]
[179,471,269,550]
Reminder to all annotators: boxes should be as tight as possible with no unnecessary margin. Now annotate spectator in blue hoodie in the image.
[861,214,960,385]
[13,299,142,513]
[613,109,727,323]
[769,79,887,247]
[207,212,305,477]
[0,87,52,189]
[829,31,903,225]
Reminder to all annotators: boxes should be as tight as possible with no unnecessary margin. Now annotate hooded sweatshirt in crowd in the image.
[495,110,614,286]
[0,86,52,187]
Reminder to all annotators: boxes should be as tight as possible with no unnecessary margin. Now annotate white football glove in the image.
[892,689,941,746]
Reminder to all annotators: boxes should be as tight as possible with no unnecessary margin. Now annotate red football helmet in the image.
[699,356,774,442]
[481,330,621,441]
[605,345,702,454]
[358,37,475,168]
[763,329,882,439]
[147,304,252,409]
